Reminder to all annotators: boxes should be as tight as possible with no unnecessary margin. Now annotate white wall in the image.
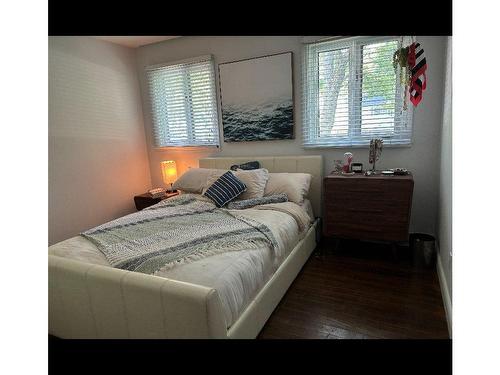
[437,37,452,316]
[136,36,447,234]
[49,37,151,245]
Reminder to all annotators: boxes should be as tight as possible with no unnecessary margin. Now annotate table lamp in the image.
[161,160,177,192]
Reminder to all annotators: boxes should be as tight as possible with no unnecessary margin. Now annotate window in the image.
[302,36,413,147]
[146,56,220,147]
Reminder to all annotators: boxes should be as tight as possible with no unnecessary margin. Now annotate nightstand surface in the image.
[134,191,179,211]
[324,172,413,181]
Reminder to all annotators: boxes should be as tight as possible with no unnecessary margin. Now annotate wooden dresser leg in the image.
[314,245,323,257]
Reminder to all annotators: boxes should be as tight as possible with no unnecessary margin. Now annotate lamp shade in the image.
[161,160,178,186]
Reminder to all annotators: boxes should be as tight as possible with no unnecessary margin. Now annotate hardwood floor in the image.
[258,239,449,339]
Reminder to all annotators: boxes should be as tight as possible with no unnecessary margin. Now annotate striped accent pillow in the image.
[203,171,247,207]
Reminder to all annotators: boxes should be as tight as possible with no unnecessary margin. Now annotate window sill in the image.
[303,142,412,149]
[152,145,220,152]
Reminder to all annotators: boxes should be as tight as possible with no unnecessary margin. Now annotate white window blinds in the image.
[146,56,220,147]
[302,36,413,148]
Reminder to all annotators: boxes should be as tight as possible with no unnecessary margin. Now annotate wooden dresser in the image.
[323,173,414,243]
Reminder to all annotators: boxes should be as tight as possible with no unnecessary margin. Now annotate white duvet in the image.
[49,197,314,328]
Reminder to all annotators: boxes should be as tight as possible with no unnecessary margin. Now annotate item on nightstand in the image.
[351,163,363,173]
[148,187,167,198]
[381,170,394,176]
[343,152,353,173]
[332,159,343,174]
[161,160,178,192]
[368,139,383,172]
[392,168,409,175]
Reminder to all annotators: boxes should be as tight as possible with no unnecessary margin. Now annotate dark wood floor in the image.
[258,239,449,339]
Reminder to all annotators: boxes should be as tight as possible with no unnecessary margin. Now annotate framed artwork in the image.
[218,52,294,142]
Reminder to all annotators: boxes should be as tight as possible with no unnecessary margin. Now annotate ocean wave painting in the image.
[218,52,294,142]
[222,99,293,142]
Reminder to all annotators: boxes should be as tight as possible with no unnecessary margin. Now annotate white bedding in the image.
[301,199,314,221]
[49,196,313,328]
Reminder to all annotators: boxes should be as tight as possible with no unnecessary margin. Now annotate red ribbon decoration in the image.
[408,42,427,106]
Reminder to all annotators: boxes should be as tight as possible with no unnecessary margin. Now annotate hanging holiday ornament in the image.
[393,37,428,108]
[407,42,428,106]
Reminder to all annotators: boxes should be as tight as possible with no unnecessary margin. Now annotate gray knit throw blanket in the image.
[81,194,278,275]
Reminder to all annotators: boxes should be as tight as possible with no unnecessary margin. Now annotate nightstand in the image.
[134,191,179,211]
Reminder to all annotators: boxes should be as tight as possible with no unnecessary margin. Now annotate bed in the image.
[48,155,323,339]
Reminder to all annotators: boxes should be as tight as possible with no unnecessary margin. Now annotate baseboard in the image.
[436,249,452,338]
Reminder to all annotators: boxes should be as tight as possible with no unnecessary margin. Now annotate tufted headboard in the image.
[199,155,323,217]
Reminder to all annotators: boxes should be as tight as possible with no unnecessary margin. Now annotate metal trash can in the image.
[410,233,436,268]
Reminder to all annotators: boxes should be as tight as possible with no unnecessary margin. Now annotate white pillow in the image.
[234,168,269,200]
[203,168,269,200]
[172,168,225,194]
[264,172,312,205]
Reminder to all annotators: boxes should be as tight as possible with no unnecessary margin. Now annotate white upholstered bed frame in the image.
[49,155,323,339]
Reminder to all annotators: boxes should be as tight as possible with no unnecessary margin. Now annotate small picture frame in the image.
[351,163,363,173]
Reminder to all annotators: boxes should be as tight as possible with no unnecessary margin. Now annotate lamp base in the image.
[165,183,177,194]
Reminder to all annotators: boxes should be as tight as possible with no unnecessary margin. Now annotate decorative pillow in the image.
[264,173,312,205]
[226,193,288,210]
[230,161,261,171]
[203,168,269,201]
[172,168,225,194]
[234,168,269,200]
[203,171,247,207]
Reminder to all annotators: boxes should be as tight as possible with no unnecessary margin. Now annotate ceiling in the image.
[93,36,181,48]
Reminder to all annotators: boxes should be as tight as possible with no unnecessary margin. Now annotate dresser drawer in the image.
[323,220,409,242]
[325,178,387,193]
[325,189,411,205]
[325,196,411,214]
[325,179,412,200]
[324,206,410,224]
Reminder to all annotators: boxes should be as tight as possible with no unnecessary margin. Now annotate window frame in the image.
[303,36,414,148]
[145,55,221,149]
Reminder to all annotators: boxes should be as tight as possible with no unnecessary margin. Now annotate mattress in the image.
[49,197,313,328]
